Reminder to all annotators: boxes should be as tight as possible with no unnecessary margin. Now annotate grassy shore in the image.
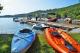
[70,33,80,43]
[0,32,80,53]
[0,34,13,53]
[27,33,55,53]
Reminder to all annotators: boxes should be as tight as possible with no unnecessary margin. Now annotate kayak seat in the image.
[20,29,32,33]
[51,32,61,38]
[65,41,77,52]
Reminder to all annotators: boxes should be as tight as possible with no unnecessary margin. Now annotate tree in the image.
[56,14,61,19]
[0,4,3,10]
[0,4,3,13]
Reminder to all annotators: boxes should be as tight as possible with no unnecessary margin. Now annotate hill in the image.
[56,3,80,19]
[0,3,80,19]
[28,3,80,19]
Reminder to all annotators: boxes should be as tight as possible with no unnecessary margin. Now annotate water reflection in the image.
[0,18,32,34]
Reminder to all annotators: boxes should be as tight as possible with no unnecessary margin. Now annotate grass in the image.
[0,33,80,53]
[69,33,80,43]
[0,34,13,53]
[27,33,55,53]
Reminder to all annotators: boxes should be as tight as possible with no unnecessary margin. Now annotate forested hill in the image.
[27,3,80,19]
[0,3,80,19]
[55,3,80,19]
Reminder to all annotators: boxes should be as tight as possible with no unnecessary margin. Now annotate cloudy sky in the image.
[0,0,79,15]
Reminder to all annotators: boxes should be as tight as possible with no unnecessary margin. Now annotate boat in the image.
[11,28,36,53]
[13,19,19,22]
[32,23,48,30]
[45,28,80,53]
[57,28,80,52]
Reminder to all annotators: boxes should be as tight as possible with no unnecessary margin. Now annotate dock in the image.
[26,20,80,29]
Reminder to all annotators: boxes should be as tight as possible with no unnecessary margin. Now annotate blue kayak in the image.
[11,29,36,53]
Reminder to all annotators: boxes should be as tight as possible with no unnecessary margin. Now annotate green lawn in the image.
[27,33,55,53]
[0,33,80,53]
[69,33,80,43]
[0,34,13,53]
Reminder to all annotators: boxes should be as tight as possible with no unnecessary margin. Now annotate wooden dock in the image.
[26,20,80,29]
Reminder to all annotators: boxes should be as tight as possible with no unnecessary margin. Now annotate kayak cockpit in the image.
[19,29,32,33]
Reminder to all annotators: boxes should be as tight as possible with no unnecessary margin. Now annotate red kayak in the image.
[57,28,80,52]
[45,28,80,53]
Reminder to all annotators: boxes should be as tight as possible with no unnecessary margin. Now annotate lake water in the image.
[0,18,32,34]
[0,18,80,34]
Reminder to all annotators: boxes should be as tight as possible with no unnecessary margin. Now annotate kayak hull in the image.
[57,28,80,52]
[45,28,80,53]
[32,23,48,30]
[11,29,36,53]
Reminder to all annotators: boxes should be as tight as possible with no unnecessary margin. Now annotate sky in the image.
[0,0,79,15]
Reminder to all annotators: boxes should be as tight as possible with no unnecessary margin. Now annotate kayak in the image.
[57,28,80,52]
[32,23,48,30]
[11,29,36,53]
[45,28,80,53]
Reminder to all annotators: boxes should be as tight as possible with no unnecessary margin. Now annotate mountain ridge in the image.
[0,3,80,19]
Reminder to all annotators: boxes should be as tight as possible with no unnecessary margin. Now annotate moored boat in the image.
[32,23,48,30]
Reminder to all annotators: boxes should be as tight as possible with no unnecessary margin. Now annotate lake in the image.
[0,18,32,34]
[0,18,80,34]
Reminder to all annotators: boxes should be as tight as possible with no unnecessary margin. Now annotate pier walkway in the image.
[26,20,80,29]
